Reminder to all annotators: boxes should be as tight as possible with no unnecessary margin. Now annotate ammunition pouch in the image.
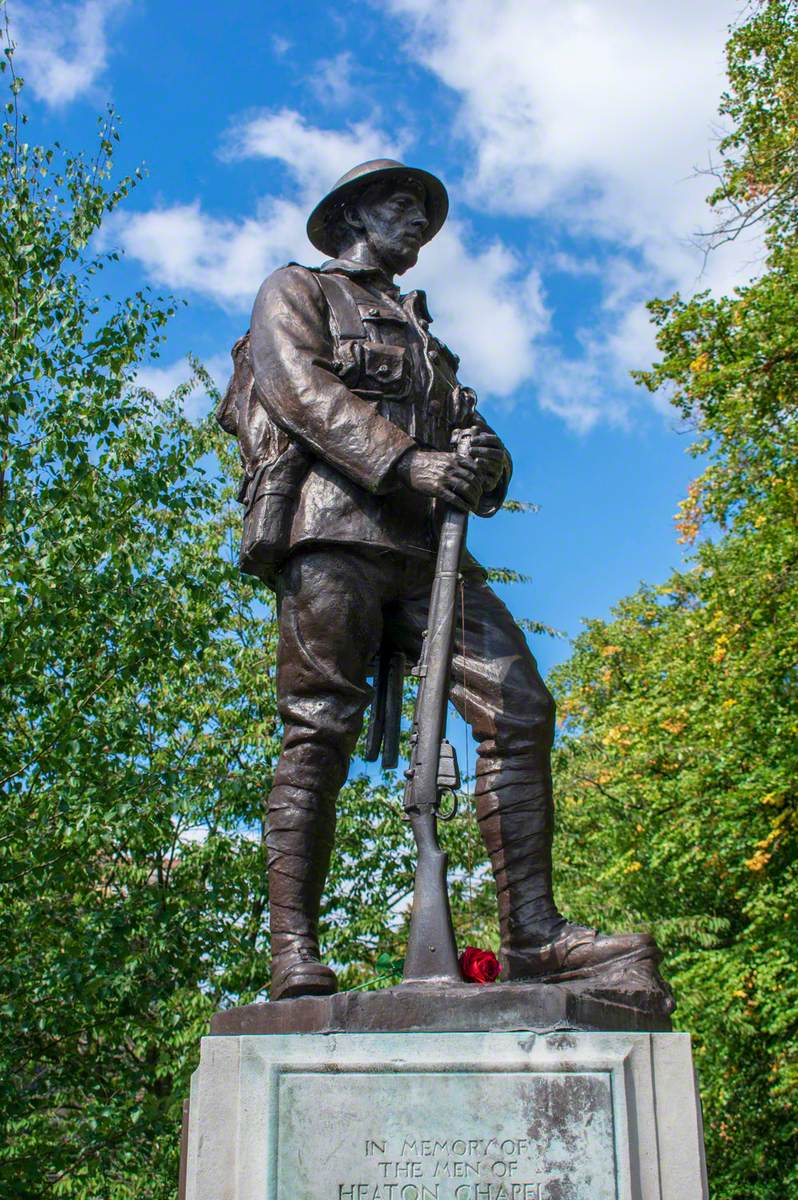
[216,333,311,586]
[238,443,310,581]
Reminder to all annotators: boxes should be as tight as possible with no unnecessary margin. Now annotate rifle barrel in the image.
[402,505,468,985]
[404,508,467,814]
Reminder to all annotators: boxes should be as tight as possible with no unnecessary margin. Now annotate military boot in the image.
[476,759,654,981]
[266,784,338,1001]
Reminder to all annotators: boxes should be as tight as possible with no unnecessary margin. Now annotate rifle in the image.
[402,428,474,985]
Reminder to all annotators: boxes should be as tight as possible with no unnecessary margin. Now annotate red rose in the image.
[459,946,502,984]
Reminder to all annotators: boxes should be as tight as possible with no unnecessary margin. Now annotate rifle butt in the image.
[403,812,461,985]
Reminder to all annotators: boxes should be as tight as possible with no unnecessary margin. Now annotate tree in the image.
[0,23,281,1191]
[550,4,798,1196]
[0,30,517,1193]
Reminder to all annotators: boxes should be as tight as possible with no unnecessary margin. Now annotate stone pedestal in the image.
[183,1021,707,1199]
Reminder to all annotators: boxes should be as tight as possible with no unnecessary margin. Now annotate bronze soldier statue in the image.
[231,160,655,1001]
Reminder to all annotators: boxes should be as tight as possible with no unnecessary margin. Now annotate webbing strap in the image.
[312,270,368,340]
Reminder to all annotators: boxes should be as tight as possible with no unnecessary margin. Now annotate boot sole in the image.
[270,964,338,1002]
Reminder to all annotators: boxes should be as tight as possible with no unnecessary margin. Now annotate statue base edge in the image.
[210,976,673,1037]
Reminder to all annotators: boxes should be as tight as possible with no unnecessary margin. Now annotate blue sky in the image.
[11,0,758,678]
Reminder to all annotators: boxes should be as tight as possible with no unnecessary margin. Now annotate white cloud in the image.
[404,222,549,398]
[113,109,548,401]
[534,352,608,435]
[12,0,127,106]
[176,824,209,846]
[271,35,291,58]
[535,312,657,434]
[309,51,357,109]
[110,111,404,309]
[388,0,734,250]
[111,197,310,308]
[221,107,407,200]
[386,0,758,429]
[135,353,230,422]
[135,358,191,400]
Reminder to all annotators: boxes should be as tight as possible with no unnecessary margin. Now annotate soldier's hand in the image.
[468,430,506,493]
[395,448,482,511]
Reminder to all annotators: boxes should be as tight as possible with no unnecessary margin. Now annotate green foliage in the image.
[706,0,798,249]
[485,567,532,585]
[0,41,288,1193]
[553,5,798,1195]
[500,498,540,514]
[11,5,798,1198]
[552,535,797,1194]
[0,42,499,1195]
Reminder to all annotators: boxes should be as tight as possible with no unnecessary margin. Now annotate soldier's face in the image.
[354,186,429,274]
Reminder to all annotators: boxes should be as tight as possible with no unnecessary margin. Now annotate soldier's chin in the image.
[394,245,420,274]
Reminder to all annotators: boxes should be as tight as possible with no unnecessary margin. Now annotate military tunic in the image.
[249,258,511,560]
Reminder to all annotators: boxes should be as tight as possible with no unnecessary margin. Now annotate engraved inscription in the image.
[276,1071,618,1200]
[338,1134,541,1200]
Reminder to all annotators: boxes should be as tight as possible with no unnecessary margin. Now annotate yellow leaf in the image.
[745,849,771,872]
[660,718,686,735]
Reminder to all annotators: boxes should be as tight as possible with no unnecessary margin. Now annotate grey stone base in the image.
[183,1030,708,1200]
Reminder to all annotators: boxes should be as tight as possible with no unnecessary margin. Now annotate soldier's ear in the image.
[343,202,366,233]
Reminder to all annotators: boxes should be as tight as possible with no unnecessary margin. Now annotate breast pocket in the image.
[356,342,409,399]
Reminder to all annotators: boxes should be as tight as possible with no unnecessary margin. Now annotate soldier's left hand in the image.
[467,431,506,493]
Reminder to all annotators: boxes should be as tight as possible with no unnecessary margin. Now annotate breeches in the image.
[271,545,555,798]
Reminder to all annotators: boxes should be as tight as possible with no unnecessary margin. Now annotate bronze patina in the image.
[220,159,671,1013]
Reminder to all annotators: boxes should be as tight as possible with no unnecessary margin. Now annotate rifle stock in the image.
[403,810,460,982]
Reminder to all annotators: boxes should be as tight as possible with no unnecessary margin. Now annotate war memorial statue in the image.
[215,157,670,1008]
[182,160,708,1200]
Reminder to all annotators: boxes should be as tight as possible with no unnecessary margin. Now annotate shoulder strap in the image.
[311,271,367,340]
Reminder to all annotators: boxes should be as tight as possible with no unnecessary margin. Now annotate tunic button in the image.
[428,348,439,361]
[369,307,379,317]
[377,363,390,375]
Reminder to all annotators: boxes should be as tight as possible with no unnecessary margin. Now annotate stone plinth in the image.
[183,1028,708,1200]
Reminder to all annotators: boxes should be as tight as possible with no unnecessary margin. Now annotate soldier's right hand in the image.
[394,448,482,511]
